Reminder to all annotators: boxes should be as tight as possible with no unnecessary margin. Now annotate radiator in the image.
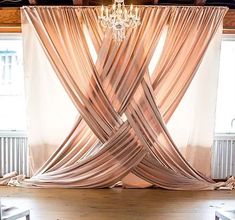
[0,131,29,177]
[212,134,235,179]
[0,131,234,180]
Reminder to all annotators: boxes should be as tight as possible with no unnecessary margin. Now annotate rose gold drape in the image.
[21,6,227,189]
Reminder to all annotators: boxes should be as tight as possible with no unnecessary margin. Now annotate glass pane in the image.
[0,34,26,131]
[215,37,235,133]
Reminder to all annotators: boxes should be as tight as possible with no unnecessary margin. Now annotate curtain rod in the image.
[21,5,228,9]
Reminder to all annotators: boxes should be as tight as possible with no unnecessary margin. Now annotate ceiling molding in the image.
[224,9,235,32]
[0,7,21,24]
[0,25,21,33]
[0,8,20,33]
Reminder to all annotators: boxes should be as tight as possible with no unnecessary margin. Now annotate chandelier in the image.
[98,0,141,42]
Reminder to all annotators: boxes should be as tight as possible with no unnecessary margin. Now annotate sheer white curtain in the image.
[167,25,223,177]
[23,22,77,175]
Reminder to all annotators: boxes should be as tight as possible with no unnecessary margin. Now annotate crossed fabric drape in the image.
[21,6,227,189]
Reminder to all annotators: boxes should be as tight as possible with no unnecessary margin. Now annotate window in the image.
[0,34,26,131]
[214,36,235,133]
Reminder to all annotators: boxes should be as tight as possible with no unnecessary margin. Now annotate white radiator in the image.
[0,131,234,180]
[212,134,235,179]
[0,131,29,177]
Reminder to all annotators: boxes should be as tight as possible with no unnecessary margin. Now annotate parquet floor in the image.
[1,186,235,220]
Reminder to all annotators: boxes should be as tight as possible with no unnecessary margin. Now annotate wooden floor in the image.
[1,187,235,220]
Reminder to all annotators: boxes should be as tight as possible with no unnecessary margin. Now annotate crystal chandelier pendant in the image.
[98,0,141,42]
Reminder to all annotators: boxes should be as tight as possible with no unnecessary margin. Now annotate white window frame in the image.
[0,33,26,134]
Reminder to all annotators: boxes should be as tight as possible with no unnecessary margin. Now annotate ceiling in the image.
[0,0,234,8]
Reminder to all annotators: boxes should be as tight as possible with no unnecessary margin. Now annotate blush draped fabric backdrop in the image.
[21,6,227,189]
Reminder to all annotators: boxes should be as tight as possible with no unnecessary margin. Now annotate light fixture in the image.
[98,0,141,42]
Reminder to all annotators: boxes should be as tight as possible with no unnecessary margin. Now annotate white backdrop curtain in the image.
[23,21,77,175]
[167,25,223,177]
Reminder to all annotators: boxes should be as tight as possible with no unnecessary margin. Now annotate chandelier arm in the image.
[98,0,141,41]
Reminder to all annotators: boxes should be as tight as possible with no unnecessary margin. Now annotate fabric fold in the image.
[20,6,228,189]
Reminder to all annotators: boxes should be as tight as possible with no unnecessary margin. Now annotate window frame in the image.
[214,34,235,135]
[0,33,26,133]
